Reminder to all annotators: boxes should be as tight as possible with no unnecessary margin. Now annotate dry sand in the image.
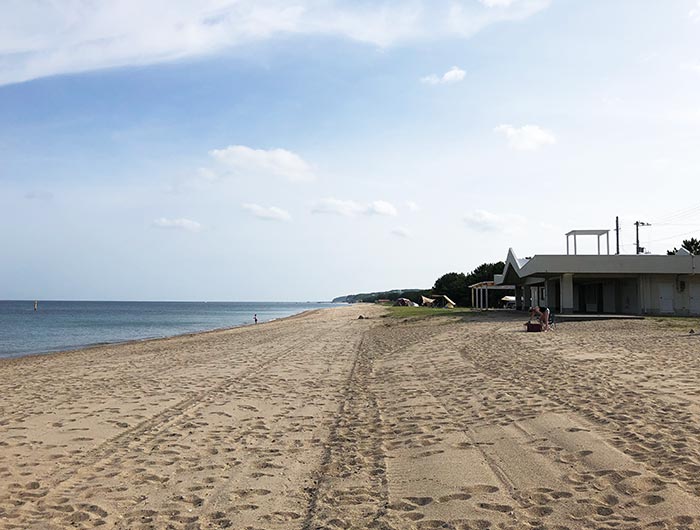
[1,305,699,529]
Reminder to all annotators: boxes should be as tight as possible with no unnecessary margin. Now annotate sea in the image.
[0,300,341,359]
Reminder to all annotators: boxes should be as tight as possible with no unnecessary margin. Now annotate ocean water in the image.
[0,300,340,359]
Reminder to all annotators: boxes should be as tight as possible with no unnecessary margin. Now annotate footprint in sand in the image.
[640,494,664,506]
[417,520,454,529]
[404,497,433,507]
[478,502,513,513]
[462,485,499,495]
[262,511,301,522]
[231,504,259,512]
[452,519,493,530]
[526,505,553,517]
[389,501,418,512]
[438,493,472,503]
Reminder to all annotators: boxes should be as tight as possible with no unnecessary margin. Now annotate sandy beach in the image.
[1,305,699,529]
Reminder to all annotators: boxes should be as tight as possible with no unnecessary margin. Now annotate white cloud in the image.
[391,227,412,238]
[494,124,556,151]
[153,217,202,232]
[406,201,420,212]
[0,1,551,86]
[242,203,291,222]
[209,145,314,182]
[691,1,700,22]
[311,198,366,216]
[479,0,517,7]
[311,198,398,217]
[464,209,525,233]
[367,200,398,216]
[421,66,466,85]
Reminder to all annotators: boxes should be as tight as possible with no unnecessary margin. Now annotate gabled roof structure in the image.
[495,247,699,316]
[497,248,696,286]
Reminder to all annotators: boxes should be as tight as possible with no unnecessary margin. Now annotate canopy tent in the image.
[394,298,418,307]
[422,294,455,309]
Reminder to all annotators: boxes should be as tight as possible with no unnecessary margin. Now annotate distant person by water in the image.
[254,314,258,324]
[34,300,38,311]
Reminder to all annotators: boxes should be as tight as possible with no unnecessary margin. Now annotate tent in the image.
[421,296,435,307]
[394,298,418,307]
[422,294,455,309]
[501,295,516,309]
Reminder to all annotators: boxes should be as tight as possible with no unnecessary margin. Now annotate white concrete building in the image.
[495,248,700,316]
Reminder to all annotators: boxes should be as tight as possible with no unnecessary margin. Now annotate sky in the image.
[2,0,700,301]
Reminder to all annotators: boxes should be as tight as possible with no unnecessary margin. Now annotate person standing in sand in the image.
[529,305,551,331]
[254,314,258,324]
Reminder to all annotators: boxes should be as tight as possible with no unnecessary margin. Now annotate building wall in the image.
[519,273,700,315]
[640,275,700,315]
[602,281,616,313]
[619,279,639,314]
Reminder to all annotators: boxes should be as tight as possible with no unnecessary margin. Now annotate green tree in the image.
[432,272,470,306]
[431,262,506,307]
[666,237,700,255]
[465,261,505,285]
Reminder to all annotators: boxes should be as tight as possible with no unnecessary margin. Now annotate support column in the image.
[561,273,574,314]
[484,287,489,309]
[523,285,532,309]
[471,288,475,308]
[515,286,523,310]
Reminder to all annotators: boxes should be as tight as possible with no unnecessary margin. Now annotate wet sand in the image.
[1,305,699,529]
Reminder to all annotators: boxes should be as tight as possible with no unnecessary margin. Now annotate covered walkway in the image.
[469,280,515,309]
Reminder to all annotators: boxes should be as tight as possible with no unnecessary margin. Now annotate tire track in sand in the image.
[302,332,391,530]
[2,326,331,529]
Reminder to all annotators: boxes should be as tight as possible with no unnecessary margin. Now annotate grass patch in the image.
[385,306,476,319]
[649,316,700,330]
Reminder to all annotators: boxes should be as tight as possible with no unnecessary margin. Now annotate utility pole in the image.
[615,216,620,255]
[635,221,651,254]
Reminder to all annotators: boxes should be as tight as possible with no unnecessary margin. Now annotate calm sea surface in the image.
[0,301,340,359]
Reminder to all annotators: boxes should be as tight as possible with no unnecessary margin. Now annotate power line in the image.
[652,223,700,227]
[653,203,700,224]
[645,228,700,244]
[653,202,700,222]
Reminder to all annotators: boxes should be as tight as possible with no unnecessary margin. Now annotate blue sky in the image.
[2,0,700,300]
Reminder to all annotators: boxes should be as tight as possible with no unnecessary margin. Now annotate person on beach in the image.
[529,305,551,331]
[254,314,258,324]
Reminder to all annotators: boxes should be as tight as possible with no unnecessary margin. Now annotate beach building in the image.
[495,230,700,316]
[469,280,516,309]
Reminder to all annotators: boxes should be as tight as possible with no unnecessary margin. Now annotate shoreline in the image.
[0,305,333,365]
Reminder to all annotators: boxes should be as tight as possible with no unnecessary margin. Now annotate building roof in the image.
[469,280,515,289]
[496,248,697,285]
[565,229,609,236]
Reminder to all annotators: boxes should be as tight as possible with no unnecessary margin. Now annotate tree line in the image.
[334,261,505,307]
[667,238,700,255]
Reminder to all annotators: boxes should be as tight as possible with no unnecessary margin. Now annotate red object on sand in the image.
[526,322,543,332]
